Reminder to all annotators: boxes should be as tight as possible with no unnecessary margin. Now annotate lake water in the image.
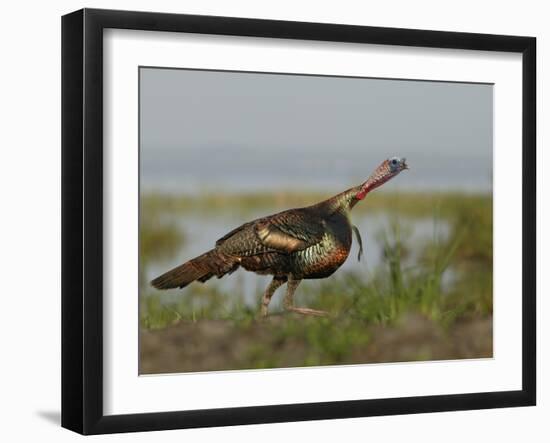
[144,211,451,307]
[141,146,493,196]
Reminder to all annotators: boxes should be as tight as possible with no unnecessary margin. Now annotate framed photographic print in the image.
[61,8,536,435]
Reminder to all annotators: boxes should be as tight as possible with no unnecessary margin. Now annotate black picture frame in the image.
[61,8,536,435]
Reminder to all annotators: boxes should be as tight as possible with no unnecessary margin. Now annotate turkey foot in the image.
[286,306,329,317]
[283,276,330,317]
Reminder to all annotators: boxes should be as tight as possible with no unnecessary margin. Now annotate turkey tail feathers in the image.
[151,250,239,290]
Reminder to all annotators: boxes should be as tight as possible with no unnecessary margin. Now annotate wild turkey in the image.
[152,157,408,317]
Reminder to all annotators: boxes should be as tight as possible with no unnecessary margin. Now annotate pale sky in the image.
[140,67,493,194]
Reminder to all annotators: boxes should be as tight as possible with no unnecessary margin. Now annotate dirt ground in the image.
[140,313,492,374]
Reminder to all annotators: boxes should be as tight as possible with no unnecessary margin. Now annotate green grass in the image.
[138,190,492,369]
[141,189,491,218]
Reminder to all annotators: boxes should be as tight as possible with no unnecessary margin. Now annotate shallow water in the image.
[143,210,451,307]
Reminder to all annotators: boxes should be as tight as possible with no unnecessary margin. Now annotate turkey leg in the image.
[283,276,329,317]
[260,276,286,317]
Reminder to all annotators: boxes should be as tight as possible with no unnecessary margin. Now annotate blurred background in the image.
[139,68,493,374]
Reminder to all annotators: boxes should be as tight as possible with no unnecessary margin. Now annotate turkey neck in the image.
[317,185,363,216]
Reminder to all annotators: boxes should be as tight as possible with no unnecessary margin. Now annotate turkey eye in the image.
[391,159,397,165]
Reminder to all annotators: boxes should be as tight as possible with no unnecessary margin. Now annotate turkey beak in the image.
[401,158,409,170]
